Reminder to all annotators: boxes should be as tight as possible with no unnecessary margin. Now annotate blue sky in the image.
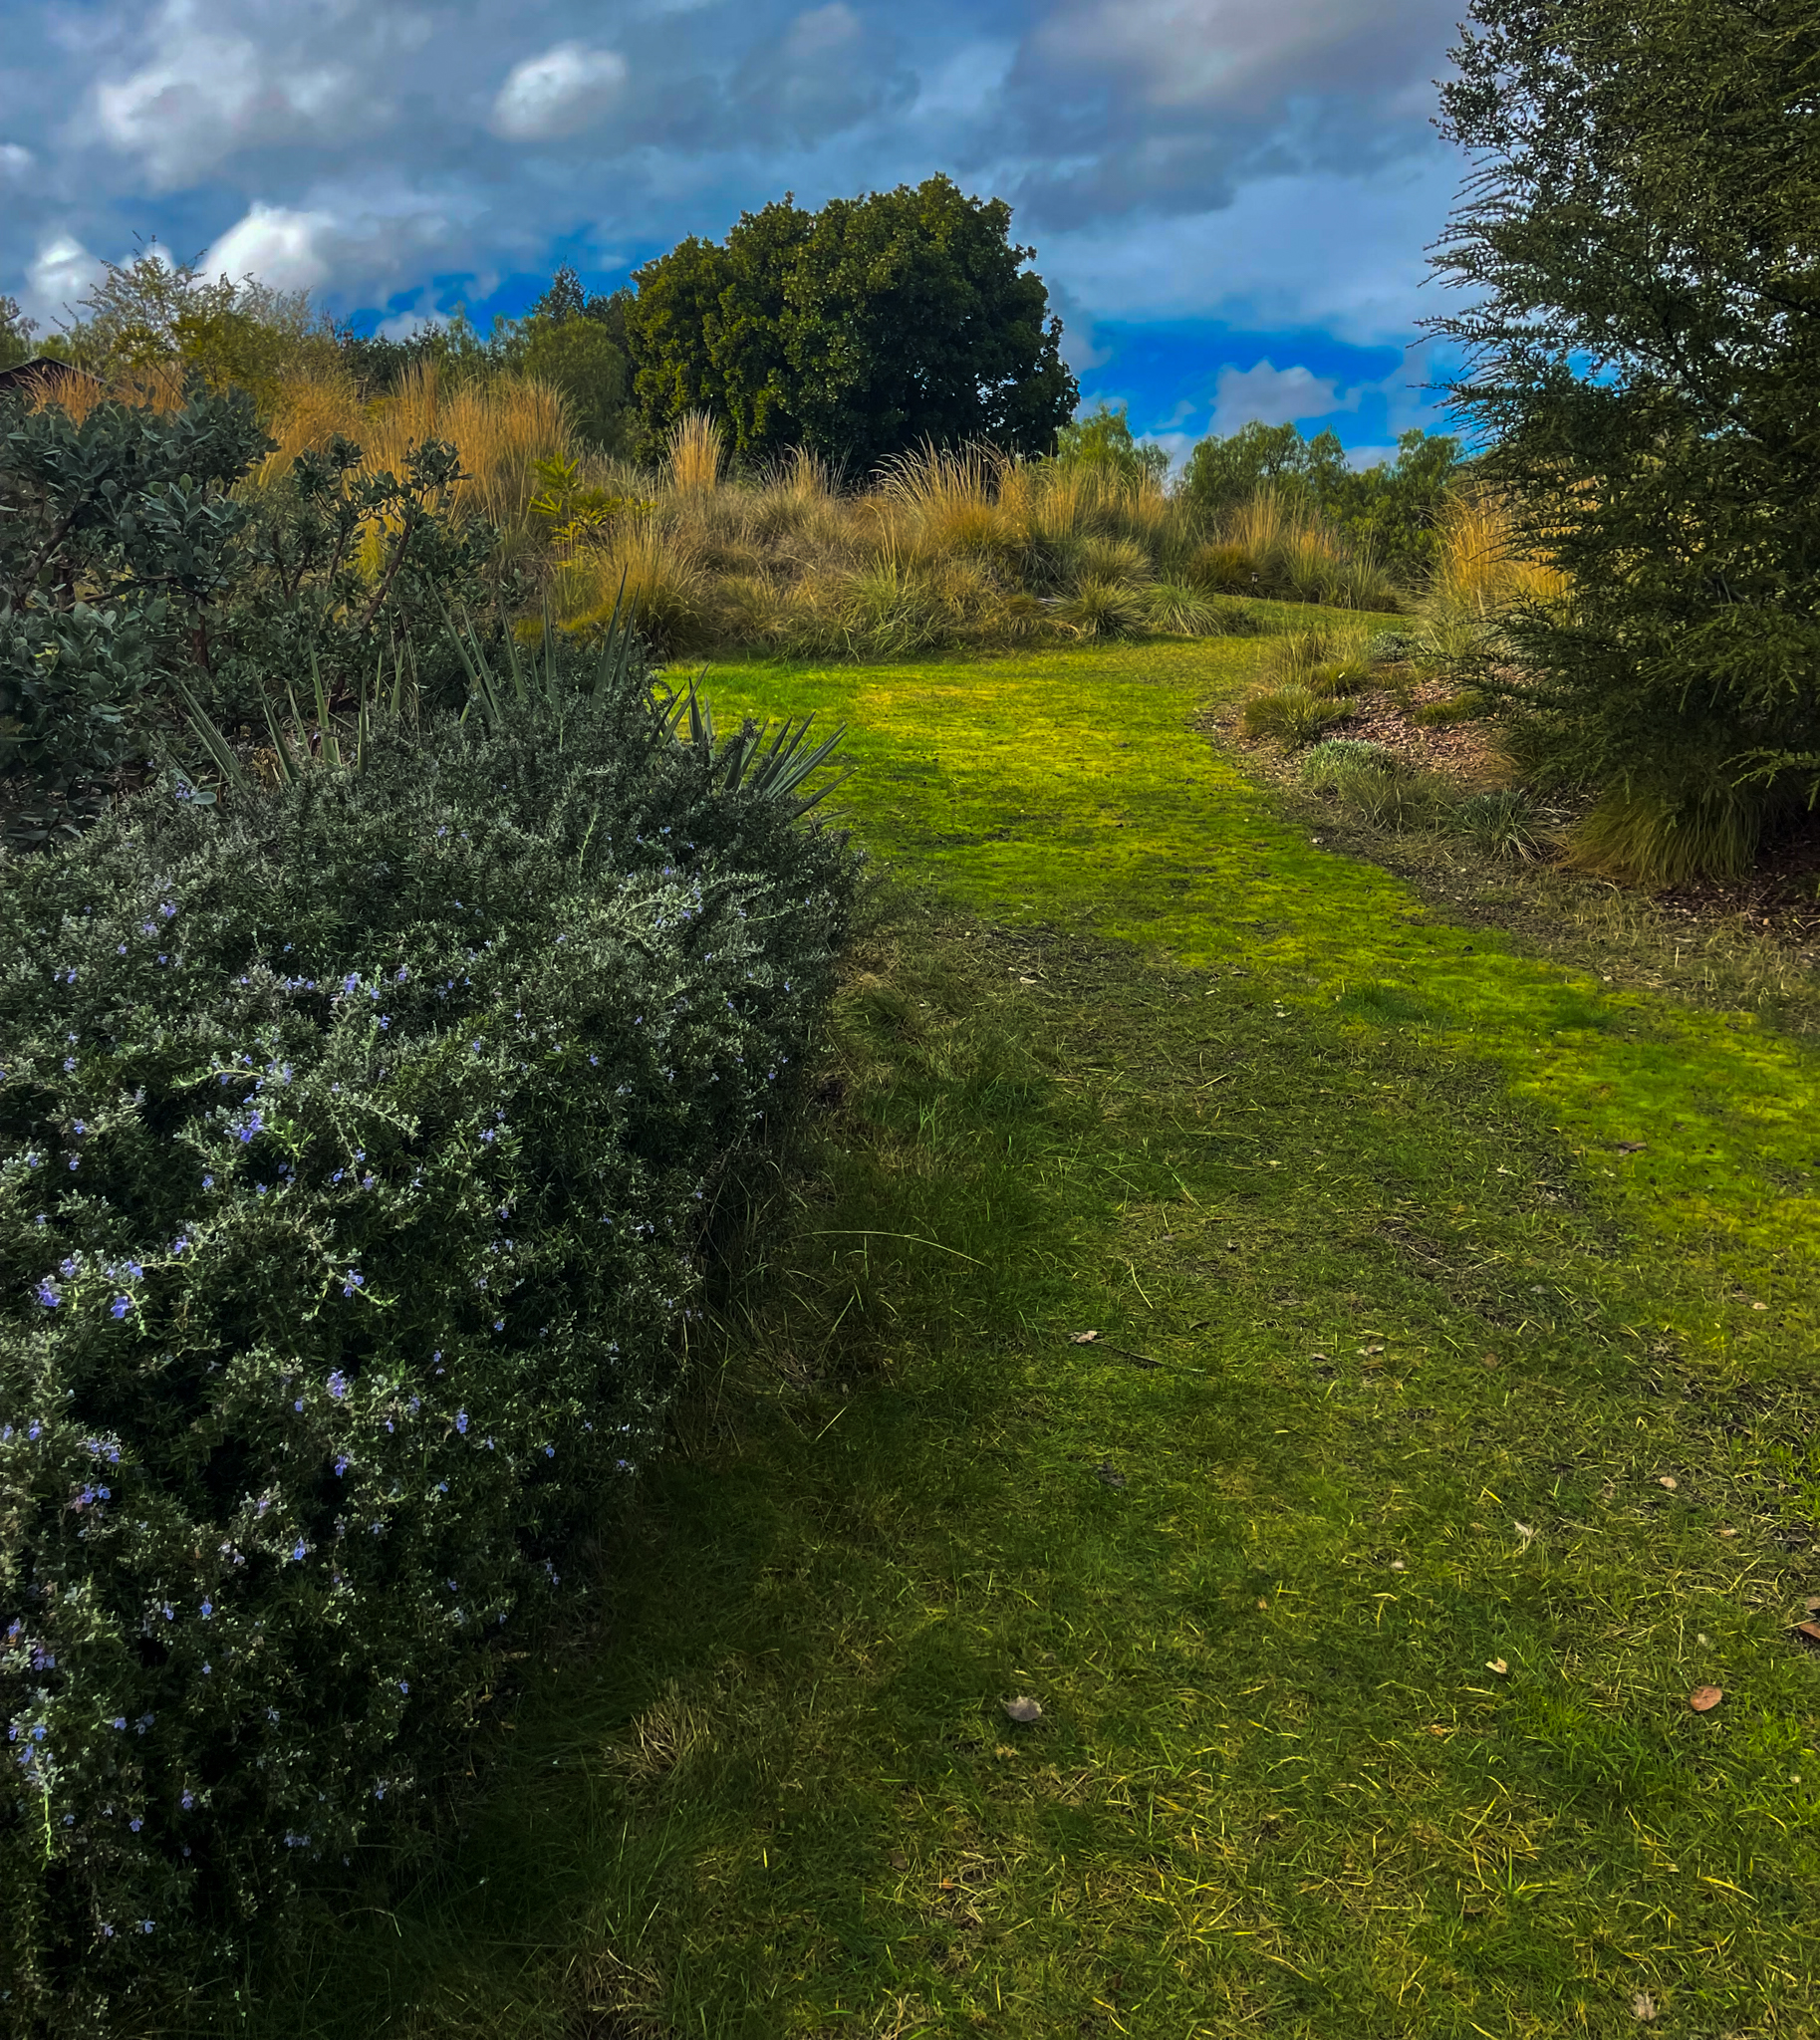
[0,0,1473,465]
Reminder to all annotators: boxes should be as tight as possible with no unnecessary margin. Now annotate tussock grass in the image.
[264,363,572,546]
[236,368,1401,656]
[253,638,1820,2039]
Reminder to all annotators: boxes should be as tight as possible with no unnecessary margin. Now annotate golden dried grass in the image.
[667,409,726,494]
[263,363,573,538]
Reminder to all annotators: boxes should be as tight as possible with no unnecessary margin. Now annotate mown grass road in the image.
[266,636,1820,2040]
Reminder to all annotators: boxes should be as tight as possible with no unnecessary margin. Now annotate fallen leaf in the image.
[1793,1622,1820,1648]
[1658,1474,1679,1491]
[1069,1330,1100,1345]
[889,1851,910,1870]
[1689,1685,1723,1712]
[1095,1461,1128,1489]
[1750,1301,1768,1311]
[1718,1527,1737,1539]
[1002,1695,1042,1724]
[1486,1658,1508,1674]
[1480,1355,1500,1369]
[1309,1351,1330,1362]
[1615,1141,1649,1154]
[1806,1595,1820,1613]
[1358,1343,1386,1357]
[1632,1991,1658,2022]
[1426,1723,1450,1737]
[1513,1521,1535,1543]
[1255,1598,1270,1610]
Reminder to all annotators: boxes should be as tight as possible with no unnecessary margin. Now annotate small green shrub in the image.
[1070,535,1151,590]
[1414,689,1485,727]
[1299,739,1393,790]
[1239,686,1349,746]
[1061,579,1148,640]
[1450,787,1549,861]
[1142,584,1230,637]
[1304,659,1377,700]
[1184,542,1258,594]
[1365,629,1419,662]
[0,659,858,2024]
[1568,781,1766,887]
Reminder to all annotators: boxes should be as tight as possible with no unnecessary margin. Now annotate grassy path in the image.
[273,640,1820,2040]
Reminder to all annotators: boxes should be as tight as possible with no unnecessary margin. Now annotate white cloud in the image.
[492,44,630,141]
[23,233,105,325]
[87,0,407,188]
[205,203,339,291]
[1042,148,1462,344]
[1210,360,1358,434]
[1032,0,1457,114]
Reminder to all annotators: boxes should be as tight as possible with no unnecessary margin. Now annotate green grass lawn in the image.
[258,638,1820,2040]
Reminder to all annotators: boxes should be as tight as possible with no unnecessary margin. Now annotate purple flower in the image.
[201,1174,213,1189]
[292,1541,307,1561]
[334,1454,350,1475]
[328,1369,350,1399]
[33,1280,60,1308]
[454,1410,468,1434]
[110,1296,130,1320]
[180,1791,193,1810]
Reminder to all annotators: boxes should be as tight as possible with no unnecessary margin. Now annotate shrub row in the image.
[0,663,858,2030]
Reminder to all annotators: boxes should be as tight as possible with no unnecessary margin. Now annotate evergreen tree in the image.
[625,177,1077,469]
[1431,0,1820,880]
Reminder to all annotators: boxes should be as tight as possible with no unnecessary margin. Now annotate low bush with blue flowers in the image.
[0,662,857,2029]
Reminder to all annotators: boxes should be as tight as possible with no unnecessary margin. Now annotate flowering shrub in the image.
[0,672,857,2028]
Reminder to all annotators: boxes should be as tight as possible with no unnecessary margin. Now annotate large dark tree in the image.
[1431,0,1820,881]
[625,176,1078,470]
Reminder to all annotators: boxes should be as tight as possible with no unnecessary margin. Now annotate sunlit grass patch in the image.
[252,632,1820,2040]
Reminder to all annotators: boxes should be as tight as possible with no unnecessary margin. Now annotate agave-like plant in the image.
[169,640,417,797]
[653,674,851,819]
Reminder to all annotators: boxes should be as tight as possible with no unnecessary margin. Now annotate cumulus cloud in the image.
[0,0,1470,450]
[1209,360,1358,433]
[1041,147,1461,345]
[1004,0,1461,223]
[732,6,915,145]
[22,233,106,325]
[492,44,630,142]
[204,203,339,291]
[88,0,410,189]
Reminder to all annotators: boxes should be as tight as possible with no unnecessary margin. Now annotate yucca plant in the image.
[654,676,852,819]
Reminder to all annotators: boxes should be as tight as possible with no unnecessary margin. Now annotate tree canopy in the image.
[1431,0,1820,871]
[625,176,1078,470]
[1182,421,1465,583]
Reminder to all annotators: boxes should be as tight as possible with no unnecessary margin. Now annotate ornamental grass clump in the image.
[0,654,858,2029]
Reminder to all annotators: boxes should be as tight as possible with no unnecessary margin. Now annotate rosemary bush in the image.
[0,671,857,2029]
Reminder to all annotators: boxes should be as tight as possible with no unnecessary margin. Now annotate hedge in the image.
[0,665,858,2030]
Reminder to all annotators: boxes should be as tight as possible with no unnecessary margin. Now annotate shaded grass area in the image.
[251,640,1820,2040]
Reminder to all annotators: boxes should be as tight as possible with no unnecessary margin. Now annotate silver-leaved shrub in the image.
[0,667,857,2029]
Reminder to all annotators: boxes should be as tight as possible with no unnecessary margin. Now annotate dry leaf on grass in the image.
[1806,1594,1820,1613]
[1002,1695,1042,1724]
[1632,1991,1659,2021]
[1069,1330,1100,1345]
[1486,1658,1509,1674]
[1658,1475,1679,1491]
[1792,1622,1820,1648]
[1689,1685,1723,1712]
